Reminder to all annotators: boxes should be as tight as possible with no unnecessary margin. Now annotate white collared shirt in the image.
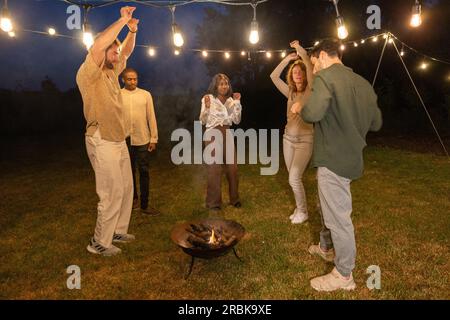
[199,94,242,130]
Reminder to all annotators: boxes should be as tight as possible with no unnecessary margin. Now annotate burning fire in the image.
[208,229,217,244]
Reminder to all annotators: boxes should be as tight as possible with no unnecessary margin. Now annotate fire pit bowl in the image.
[171,218,246,278]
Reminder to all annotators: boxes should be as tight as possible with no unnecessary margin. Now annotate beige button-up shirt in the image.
[121,87,158,146]
[76,51,127,142]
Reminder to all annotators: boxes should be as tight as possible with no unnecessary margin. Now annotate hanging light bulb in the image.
[332,0,348,39]
[170,6,184,47]
[172,24,184,47]
[353,42,358,47]
[281,51,286,58]
[1,0,13,33]
[339,44,346,51]
[48,27,56,36]
[7,30,14,37]
[174,49,180,56]
[249,3,259,44]
[224,52,231,59]
[419,62,428,70]
[148,47,156,57]
[314,41,320,46]
[241,51,246,56]
[383,33,388,39]
[266,51,272,58]
[82,22,94,50]
[372,36,378,42]
[400,50,405,56]
[249,20,259,44]
[201,50,208,58]
[361,39,365,44]
[336,16,348,39]
[410,0,422,27]
[388,38,394,44]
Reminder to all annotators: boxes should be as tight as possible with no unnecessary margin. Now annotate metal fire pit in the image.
[171,218,245,279]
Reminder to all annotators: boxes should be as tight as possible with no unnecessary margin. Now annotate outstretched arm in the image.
[270,53,297,98]
[90,6,135,67]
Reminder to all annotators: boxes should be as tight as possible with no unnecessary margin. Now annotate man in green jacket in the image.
[300,38,382,292]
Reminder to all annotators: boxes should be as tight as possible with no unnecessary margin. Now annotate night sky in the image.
[0,0,448,95]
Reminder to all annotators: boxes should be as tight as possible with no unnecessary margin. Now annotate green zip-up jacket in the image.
[301,63,382,180]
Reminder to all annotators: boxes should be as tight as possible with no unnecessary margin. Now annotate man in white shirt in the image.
[121,68,160,216]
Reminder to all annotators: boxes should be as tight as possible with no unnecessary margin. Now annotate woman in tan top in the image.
[270,40,314,224]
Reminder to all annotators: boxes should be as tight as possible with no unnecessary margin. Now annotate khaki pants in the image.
[283,134,313,215]
[205,125,239,208]
[85,129,133,248]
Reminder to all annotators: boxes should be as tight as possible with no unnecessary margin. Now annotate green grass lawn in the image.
[0,137,449,299]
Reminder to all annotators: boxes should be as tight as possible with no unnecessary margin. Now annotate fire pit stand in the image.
[171,218,246,279]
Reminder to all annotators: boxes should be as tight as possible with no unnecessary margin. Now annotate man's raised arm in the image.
[90,6,136,66]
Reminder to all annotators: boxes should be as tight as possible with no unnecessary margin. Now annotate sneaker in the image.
[289,208,299,220]
[86,238,121,256]
[113,233,135,243]
[291,211,308,224]
[310,267,356,292]
[308,243,335,263]
[132,199,140,210]
[141,206,160,216]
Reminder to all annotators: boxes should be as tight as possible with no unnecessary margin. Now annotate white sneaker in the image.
[310,267,356,292]
[87,238,122,256]
[291,212,308,224]
[289,209,298,220]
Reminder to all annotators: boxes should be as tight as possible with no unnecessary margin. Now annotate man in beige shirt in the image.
[121,68,159,216]
[76,6,139,256]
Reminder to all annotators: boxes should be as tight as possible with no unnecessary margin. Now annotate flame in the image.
[209,229,217,244]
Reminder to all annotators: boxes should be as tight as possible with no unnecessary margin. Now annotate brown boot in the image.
[141,206,160,216]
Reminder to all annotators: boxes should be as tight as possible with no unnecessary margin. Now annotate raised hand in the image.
[120,6,136,22]
[127,18,139,32]
[290,40,307,57]
[203,95,211,108]
[233,92,241,101]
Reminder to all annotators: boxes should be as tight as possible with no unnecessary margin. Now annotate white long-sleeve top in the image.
[121,87,158,146]
[199,94,242,130]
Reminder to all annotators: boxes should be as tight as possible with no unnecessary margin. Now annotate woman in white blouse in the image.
[199,73,242,211]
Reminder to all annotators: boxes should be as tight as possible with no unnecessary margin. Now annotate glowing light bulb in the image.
[336,16,348,40]
[172,24,184,47]
[420,62,428,70]
[0,5,13,33]
[82,23,94,50]
[202,50,208,57]
[361,39,365,44]
[266,51,272,58]
[410,2,422,27]
[340,44,346,51]
[48,28,56,36]
[400,50,405,56]
[148,47,155,57]
[281,51,286,58]
[353,42,358,47]
[372,36,378,42]
[1,17,12,32]
[8,30,14,37]
[224,52,231,59]
[241,51,246,56]
[249,20,259,44]
[314,41,320,46]
[174,49,180,56]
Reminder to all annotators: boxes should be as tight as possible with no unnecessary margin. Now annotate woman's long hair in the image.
[206,73,233,99]
[286,59,307,98]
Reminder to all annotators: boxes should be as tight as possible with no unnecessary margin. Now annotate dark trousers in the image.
[126,138,150,209]
[205,125,239,208]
